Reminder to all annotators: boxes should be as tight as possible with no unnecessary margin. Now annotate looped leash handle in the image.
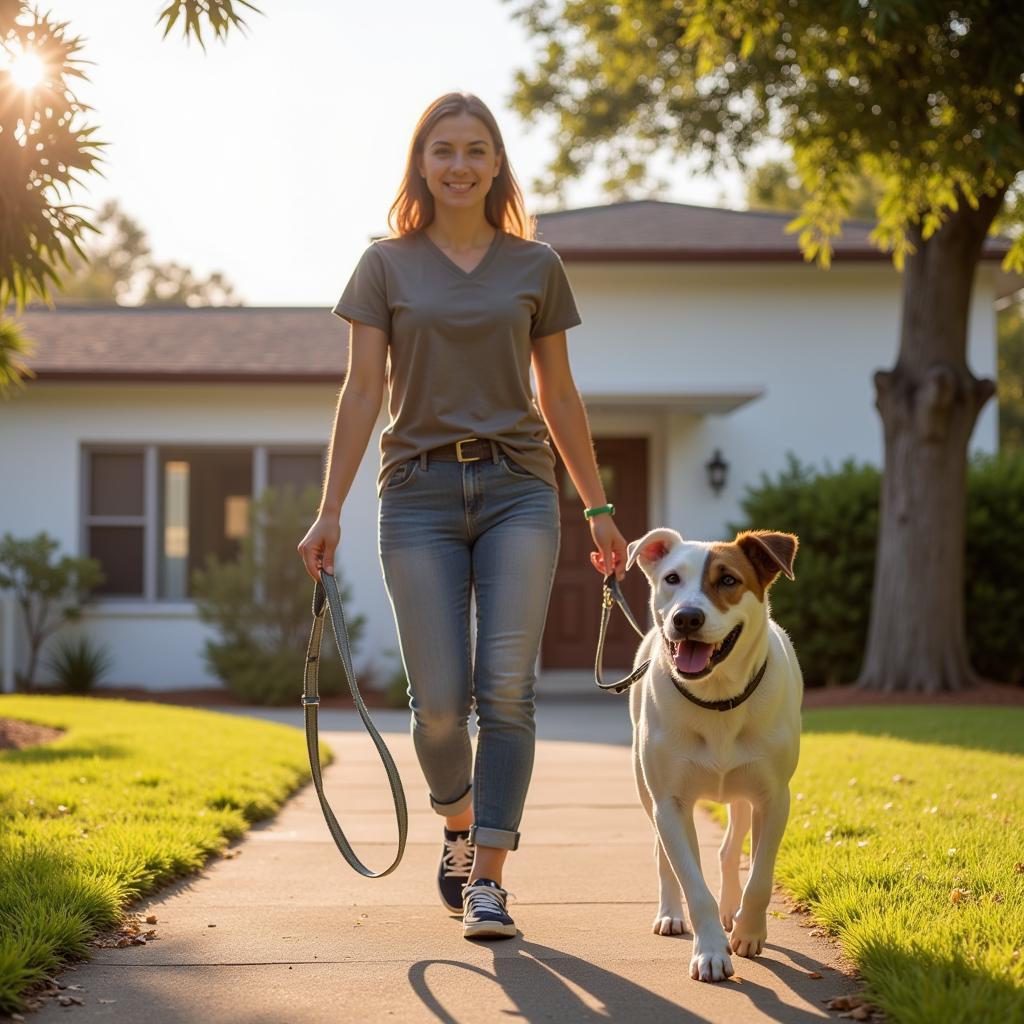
[302,569,408,878]
[594,572,651,694]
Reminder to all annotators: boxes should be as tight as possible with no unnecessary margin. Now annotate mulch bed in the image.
[802,681,1024,708]
[0,717,64,750]
[61,685,396,710]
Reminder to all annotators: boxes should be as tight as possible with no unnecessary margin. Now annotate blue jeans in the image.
[377,440,561,851]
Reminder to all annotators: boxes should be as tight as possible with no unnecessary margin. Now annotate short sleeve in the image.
[332,244,391,334]
[531,248,582,339]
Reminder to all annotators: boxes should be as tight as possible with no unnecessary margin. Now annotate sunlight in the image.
[6,49,45,90]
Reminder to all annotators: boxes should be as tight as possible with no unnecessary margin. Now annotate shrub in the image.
[0,533,104,691]
[964,452,1024,684]
[191,483,365,705]
[730,451,1024,686]
[730,454,880,685]
[44,634,114,693]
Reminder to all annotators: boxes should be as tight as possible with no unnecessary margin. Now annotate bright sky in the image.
[59,0,754,306]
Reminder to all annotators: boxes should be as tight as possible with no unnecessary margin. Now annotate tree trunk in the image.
[857,189,1005,694]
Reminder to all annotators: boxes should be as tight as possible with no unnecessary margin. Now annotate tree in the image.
[507,0,1024,692]
[0,0,259,394]
[56,199,241,306]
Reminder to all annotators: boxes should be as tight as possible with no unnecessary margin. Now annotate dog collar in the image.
[670,657,769,712]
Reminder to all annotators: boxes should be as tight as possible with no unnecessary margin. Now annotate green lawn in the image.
[0,696,322,1014]
[709,706,1024,1024]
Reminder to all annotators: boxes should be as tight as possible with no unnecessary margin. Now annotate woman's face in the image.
[417,112,502,214]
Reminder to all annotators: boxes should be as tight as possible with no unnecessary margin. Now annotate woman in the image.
[298,91,627,940]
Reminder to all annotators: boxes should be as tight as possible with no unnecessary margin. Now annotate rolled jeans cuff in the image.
[430,784,472,817]
[470,824,520,851]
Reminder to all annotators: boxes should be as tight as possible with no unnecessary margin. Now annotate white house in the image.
[0,200,1016,693]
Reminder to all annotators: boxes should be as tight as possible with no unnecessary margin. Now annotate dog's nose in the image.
[673,607,705,634]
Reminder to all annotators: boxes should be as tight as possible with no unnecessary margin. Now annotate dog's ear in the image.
[735,531,798,588]
[625,528,683,575]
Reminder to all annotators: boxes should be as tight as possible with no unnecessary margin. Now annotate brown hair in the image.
[386,92,536,240]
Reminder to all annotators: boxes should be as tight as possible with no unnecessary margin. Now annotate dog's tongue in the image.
[675,640,714,674]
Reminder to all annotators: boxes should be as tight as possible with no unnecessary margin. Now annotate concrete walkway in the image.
[35,702,860,1023]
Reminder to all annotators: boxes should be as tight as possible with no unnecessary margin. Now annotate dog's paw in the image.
[689,935,735,982]
[718,889,741,932]
[728,912,767,957]
[652,911,688,936]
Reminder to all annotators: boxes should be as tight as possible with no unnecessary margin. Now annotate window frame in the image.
[81,443,327,606]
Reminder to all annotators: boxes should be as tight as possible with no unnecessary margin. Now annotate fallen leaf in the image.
[827,996,865,1010]
[807,971,823,979]
[145,914,157,924]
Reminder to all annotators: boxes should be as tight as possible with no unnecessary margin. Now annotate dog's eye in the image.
[720,574,738,587]
[664,572,680,585]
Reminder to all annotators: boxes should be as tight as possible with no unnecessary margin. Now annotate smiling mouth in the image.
[664,624,743,680]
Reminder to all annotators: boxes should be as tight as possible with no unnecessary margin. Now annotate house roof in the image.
[534,199,1014,263]
[15,307,345,383]
[12,199,1019,383]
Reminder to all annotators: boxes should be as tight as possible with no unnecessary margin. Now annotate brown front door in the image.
[542,437,650,670]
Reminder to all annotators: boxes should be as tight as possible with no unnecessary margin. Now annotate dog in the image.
[624,527,801,983]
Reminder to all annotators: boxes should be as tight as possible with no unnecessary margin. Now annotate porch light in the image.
[706,449,728,495]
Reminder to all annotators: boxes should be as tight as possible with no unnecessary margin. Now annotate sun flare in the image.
[7,50,45,90]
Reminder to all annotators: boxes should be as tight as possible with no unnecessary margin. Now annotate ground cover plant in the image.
[0,696,321,1013]
[709,707,1023,1023]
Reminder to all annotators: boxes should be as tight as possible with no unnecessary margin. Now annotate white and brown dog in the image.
[624,527,801,983]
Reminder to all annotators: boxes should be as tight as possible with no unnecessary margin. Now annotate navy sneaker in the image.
[437,828,473,913]
[462,878,517,939]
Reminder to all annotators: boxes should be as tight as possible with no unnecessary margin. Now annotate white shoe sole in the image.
[463,919,517,939]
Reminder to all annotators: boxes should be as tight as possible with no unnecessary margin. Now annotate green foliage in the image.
[157,0,262,50]
[998,300,1024,450]
[191,484,365,705]
[964,452,1024,684]
[0,695,316,1013]
[732,452,1024,685]
[704,706,1024,1024]
[0,533,105,691]
[745,157,886,220]
[730,454,881,685]
[43,634,114,694]
[0,316,36,400]
[0,7,104,311]
[507,0,1024,270]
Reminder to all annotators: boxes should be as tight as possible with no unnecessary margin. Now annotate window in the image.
[85,452,146,596]
[158,448,252,600]
[84,445,326,601]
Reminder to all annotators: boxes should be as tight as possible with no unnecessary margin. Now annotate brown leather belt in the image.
[426,437,499,462]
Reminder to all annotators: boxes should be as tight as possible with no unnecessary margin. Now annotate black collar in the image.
[670,657,769,712]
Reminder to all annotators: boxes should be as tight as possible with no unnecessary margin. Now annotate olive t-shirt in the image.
[332,228,582,497]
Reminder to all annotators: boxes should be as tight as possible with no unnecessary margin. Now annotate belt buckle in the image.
[456,437,481,463]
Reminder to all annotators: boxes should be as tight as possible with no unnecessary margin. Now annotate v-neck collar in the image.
[420,227,504,280]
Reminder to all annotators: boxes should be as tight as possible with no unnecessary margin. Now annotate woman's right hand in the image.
[297,514,341,583]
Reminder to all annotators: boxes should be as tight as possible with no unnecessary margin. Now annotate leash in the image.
[301,569,408,877]
[594,572,769,711]
[595,573,651,693]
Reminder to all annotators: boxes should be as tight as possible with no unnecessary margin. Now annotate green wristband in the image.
[584,503,615,520]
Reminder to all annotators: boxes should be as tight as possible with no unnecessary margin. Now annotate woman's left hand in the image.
[588,514,628,581]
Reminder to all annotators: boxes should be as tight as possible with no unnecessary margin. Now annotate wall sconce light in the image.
[706,449,728,495]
